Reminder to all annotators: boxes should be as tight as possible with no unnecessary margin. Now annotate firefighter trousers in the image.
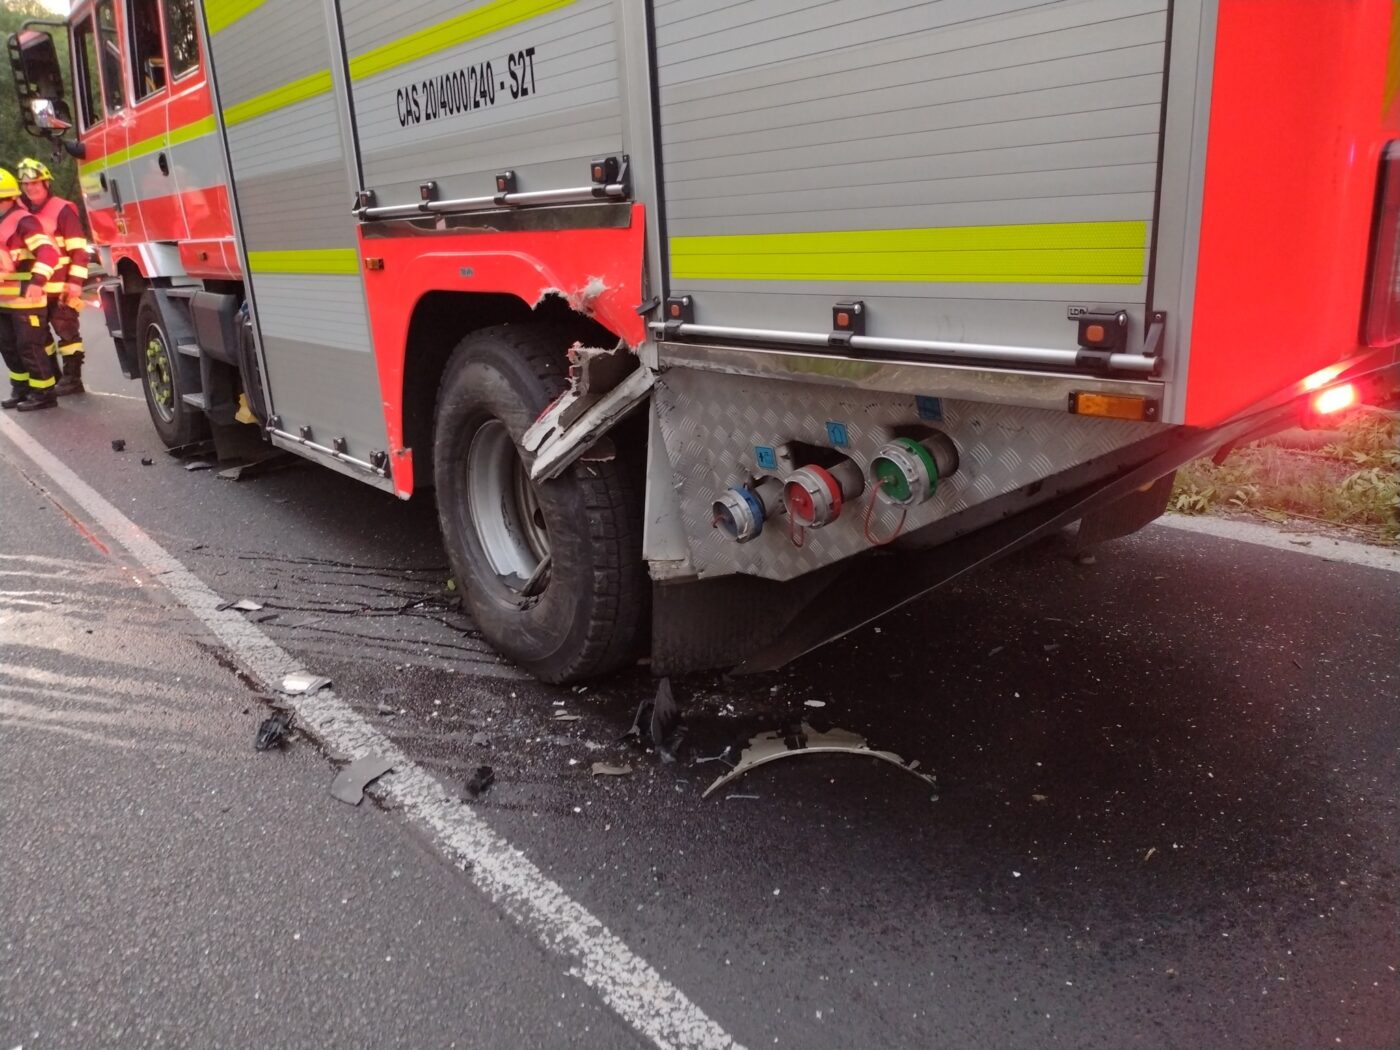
[46,297,83,366]
[0,303,57,397]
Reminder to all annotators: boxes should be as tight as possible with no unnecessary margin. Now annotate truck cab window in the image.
[96,0,124,113]
[73,15,103,127]
[162,0,199,79]
[128,0,167,99]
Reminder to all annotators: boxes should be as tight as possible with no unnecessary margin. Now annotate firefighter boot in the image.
[54,351,85,396]
[1,383,27,409]
[16,390,56,411]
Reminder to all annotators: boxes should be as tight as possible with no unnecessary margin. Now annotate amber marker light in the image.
[1068,391,1159,422]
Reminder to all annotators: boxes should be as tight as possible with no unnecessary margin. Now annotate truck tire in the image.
[433,324,647,683]
[135,292,208,448]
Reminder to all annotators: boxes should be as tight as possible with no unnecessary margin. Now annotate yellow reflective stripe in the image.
[58,342,83,355]
[30,263,53,279]
[245,248,360,275]
[43,283,66,293]
[668,221,1149,285]
[78,115,218,178]
[64,237,88,250]
[224,70,333,127]
[205,0,267,34]
[23,234,51,250]
[29,375,56,389]
[7,370,27,381]
[349,0,576,81]
[68,266,89,278]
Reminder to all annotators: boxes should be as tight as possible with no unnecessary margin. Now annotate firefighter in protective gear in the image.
[0,168,60,411]
[18,157,89,396]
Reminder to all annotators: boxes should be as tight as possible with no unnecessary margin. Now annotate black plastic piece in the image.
[494,170,517,202]
[1141,311,1166,357]
[189,291,241,366]
[353,188,376,211]
[830,300,866,347]
[418,180,438,202]
[331,437,348,454]
[299,425,313,442]
[662,295,693,337]
[590,154,629,197]
[1073,308,1129,351]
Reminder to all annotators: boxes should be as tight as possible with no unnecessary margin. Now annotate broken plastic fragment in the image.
[110,438,126,452]
[330,754,395,805]
[184,460,214,472]
[281,672,331,695]
[464,765,495,799]
[553,713,582,722]
[140,456,154,466]
[591,762,633,777]
[701,723,938,799]
[254,710,294,751]
[231,598,263,612]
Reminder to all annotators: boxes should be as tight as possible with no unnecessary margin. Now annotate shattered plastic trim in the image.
[0,413,744,1050]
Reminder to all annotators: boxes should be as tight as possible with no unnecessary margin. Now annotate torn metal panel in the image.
[525,366,655,481]
[701,723,937,799]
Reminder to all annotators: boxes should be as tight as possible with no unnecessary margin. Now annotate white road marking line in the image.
[85,389,143,401]
[0,413,745,1050]
[1153,513,1400,574]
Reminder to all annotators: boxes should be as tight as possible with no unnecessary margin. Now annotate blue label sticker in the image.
[825,421,850,447]
[915,396,944,421]
[754,445,778,470]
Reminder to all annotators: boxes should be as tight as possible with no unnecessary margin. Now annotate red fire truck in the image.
[8,0,1399,681]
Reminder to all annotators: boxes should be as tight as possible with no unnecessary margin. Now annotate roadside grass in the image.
[1170,408,1399,544]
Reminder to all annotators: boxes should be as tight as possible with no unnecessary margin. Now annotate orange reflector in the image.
[1068,391,1158,422]
[1312,383,1357,415]
[1084,323,1106,344]
[364,257,384,271]
[835,311,851,328]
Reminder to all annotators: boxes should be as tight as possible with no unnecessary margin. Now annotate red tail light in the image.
[1363,141,1400,347]
[1312,383,1358,415]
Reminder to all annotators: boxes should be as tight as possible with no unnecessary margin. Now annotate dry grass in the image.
[1171,408,1399,543]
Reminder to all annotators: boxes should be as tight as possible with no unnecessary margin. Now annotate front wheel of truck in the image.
[136,292,208,449]
[433,324,647,683]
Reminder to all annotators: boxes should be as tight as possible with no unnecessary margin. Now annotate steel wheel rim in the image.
[466,420,550,588]
[144,325,175,423]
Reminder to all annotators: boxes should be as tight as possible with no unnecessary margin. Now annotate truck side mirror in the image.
[6,29,72,141]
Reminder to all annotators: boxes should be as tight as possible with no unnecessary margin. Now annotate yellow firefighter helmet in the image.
[0,169,21,199]
[16,158,53,183]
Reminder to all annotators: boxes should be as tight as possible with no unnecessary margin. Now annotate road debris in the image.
[701,722,938,799]
[140,456,154,466]
[110,438,126,452]
[254,710,294,751]
[376,702,395,716]
[591,762,633,777]
[1031,793,1049,803]
[184,460,214,472]
[464,765,495,799]
[470,731,491,748]
[625,677,685,762]
[803,700,827,708]
[330,754,395,805]
[281,672,332,695]
[1144,847,1158,862]
[231,598,263,612]
[553,713,582,722]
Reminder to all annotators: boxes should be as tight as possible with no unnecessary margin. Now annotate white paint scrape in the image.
[0,414,743,1050]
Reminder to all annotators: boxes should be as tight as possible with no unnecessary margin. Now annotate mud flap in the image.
[1075,470,1176,550]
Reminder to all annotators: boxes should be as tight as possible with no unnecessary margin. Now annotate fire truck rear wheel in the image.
[434,324,647,683]
[135,292,209,448]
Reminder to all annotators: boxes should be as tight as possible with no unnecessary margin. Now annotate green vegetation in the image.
[1171,409,1400,543]
[0,0,79,204]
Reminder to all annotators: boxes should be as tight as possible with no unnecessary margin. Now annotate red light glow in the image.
[1312,383,1358,415]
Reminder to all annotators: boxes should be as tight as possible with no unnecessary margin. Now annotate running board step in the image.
[181,392,206,410]
[175,340,200,358]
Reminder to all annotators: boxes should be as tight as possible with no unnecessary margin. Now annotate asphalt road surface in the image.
[2,317,1397,1050]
